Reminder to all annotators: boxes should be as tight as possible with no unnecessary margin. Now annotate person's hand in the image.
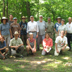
[46,46,49,49]
[19,35,20,38]
[36,35,38,38]
[15,46,19,50]
[1,54,4,56]
[27,34,29,38]
[11,35,13,38]
[56,50,59,53]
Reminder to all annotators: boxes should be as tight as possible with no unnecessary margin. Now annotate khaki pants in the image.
[48,33,54,39]
[54,46,70,56]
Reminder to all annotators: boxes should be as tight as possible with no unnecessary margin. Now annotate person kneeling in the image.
[9,31,24,58]
[26,33,36,56]
[42,33,53,55]
[0,35,9,59]
[54,31,70,56]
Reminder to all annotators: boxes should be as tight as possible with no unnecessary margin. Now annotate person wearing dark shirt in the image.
[0,35,9,59]
[8,14,14,25]
[19,16,27,45]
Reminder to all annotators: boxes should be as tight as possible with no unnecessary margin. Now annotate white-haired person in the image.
[26,33,36,56]
[54,31,70,56]
[9,31,24,58]
[27,16,39,39]
[42,33,53,55]
[66,17,72,51]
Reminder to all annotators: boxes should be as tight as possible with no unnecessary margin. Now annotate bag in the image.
[11,49,16,55]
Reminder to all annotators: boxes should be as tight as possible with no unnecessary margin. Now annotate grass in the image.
[0,45,72,72]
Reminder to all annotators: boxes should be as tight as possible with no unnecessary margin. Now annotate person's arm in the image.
[27,39,32,50]
[62,37,67,50]
[55,43,59,53]
[18,24,20,38]
[62,44,67,51]
[0,47,6,50]
[65,31,67,36]
[54,24,57,33]
[58,30,59,36]
[34,39,36,49]
[43,40,46,48]
[64,26,67,36]
[0,24,2,35]
[36,23,39,38]
[9,29,12,38]
[0,30,1,35]
[55,37,59,53]
[45,22,47,31]
[50,39,53,48]
[27,23,29,37]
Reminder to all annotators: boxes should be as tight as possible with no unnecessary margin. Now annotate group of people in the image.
[0,14,71,59]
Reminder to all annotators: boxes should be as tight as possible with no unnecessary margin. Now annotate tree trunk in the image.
[6,0,8,18]
[3,0,5,16]
[26,1,31,21]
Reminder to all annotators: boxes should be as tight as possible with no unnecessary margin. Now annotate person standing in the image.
[27,16,39,39]
[8,14,14,25]
[54,17,61,37]
[10,17,20,38]
[58,19,67,36]
[66,17,72,51]
[0,17,12,47]
[19,16,27,45]
[54,31,70,56]
[46,17,54,39]
[37,15,47,51]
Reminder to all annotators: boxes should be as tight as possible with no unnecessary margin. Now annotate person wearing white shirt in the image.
[66,17,72,50]
[27,16,39,39]
[37,15,47,51]
[54,31,70,56]
[58,19,67,36]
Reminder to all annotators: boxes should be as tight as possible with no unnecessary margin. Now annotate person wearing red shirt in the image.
[42,33,53,55]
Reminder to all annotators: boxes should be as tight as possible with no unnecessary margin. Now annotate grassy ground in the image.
[0,46,72,72]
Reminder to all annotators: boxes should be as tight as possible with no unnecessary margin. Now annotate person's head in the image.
[13,17,17,23]
[61,19,65,25]
[60,31,65,37]
[30,16,34,22]
[57,17,61,23]
[1,17,8,24]
[48,17,51,22]
[29,33,33,39]
[14,31,19,39]
[21,16,26,22]
[9,14,13,20]
[68,17,72,23]
[0,35,5,42]
[39,15,43,21]
[45,33,50,39]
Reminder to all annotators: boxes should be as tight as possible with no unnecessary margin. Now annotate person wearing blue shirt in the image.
[19,16,27,45]
[54,17,61,38]
[0,17,12,48]
[0,35,9,59]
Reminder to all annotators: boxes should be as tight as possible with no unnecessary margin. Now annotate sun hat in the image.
[21,16,27,19]
[1,17,8,23]
[14,31,19,35]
